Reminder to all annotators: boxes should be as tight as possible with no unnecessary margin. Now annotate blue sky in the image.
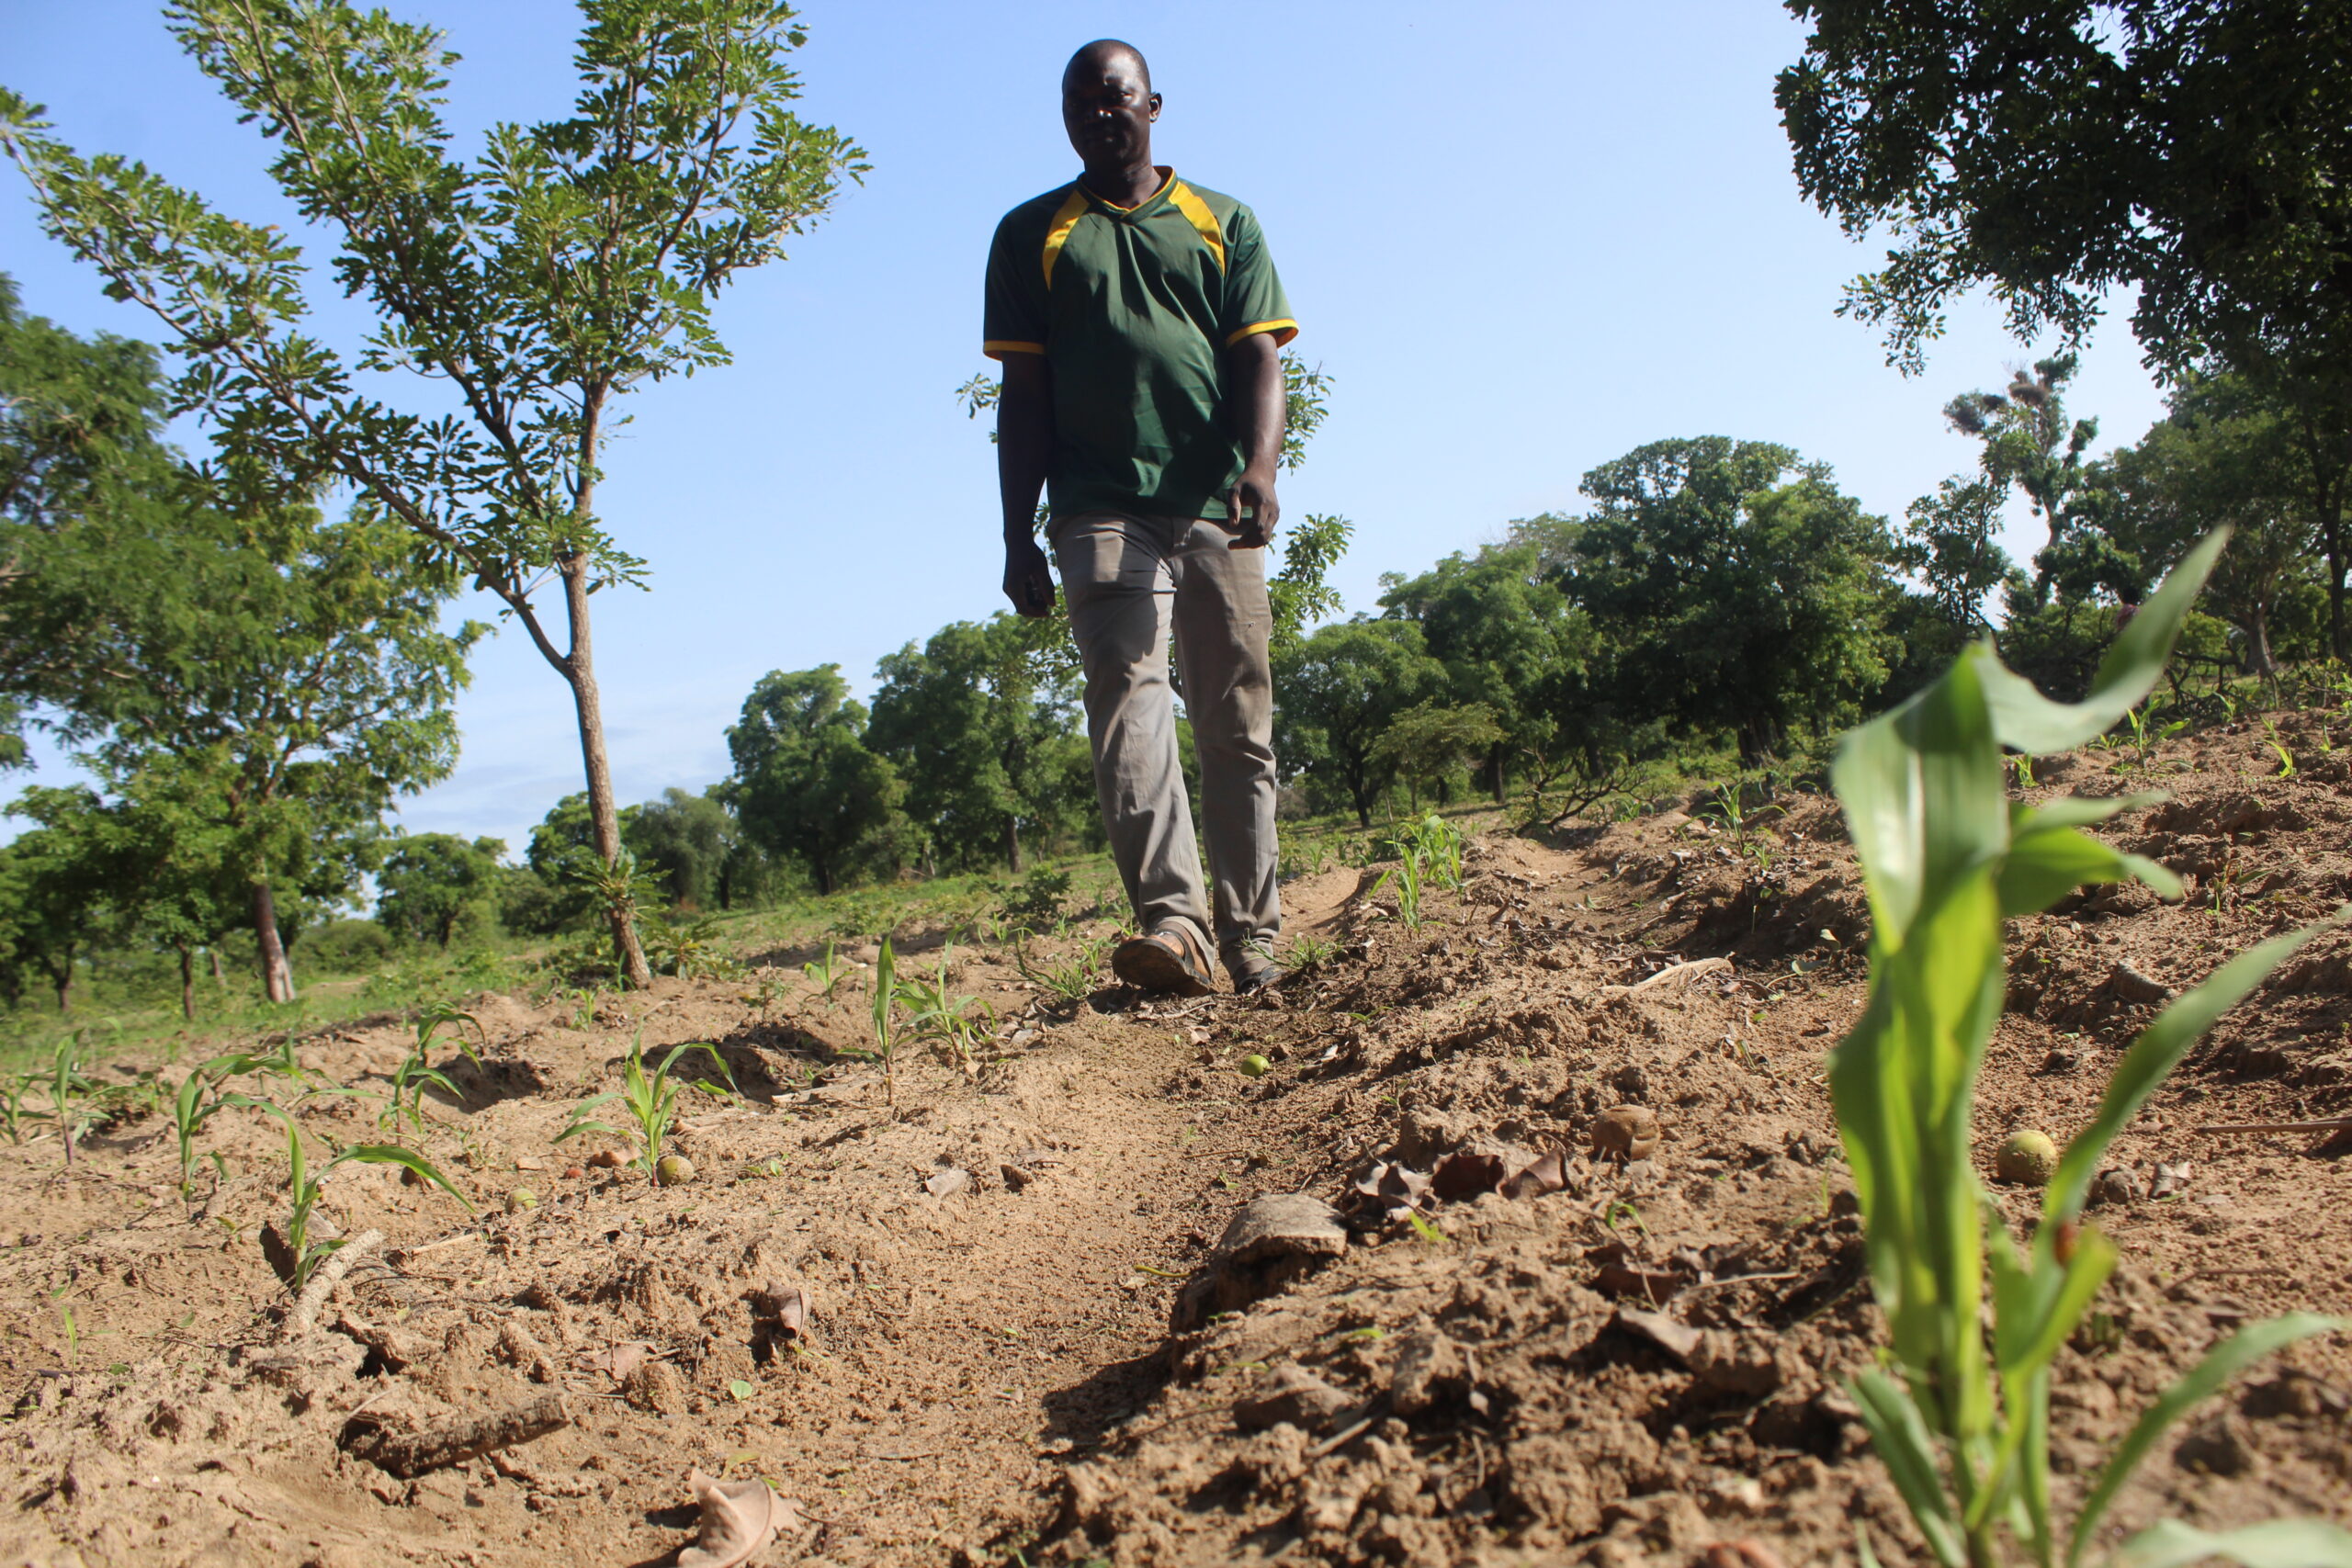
[2,0,2169,857]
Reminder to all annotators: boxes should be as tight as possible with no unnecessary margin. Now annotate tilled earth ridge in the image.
[0,711,2348,1567]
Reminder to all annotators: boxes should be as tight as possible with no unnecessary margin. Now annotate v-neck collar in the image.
[1081,166,1176,218]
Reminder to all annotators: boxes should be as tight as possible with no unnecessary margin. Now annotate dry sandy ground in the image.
[1,709,2349,1567]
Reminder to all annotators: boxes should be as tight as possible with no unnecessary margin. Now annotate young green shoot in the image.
[230,1096,471,1291]
[554,1028,740,1174]
[380,1006,482,1136]
[1827,529,2352,1568]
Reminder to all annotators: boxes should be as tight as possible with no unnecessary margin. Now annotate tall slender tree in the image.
[1,0,865,987]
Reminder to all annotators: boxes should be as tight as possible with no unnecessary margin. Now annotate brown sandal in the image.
[1112,925,1215,997]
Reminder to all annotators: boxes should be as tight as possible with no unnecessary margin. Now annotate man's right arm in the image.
[998,352,1056,617]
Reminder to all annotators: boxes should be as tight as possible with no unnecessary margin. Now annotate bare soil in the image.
[3,713,2350,1567]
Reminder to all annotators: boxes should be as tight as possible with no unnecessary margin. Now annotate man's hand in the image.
[1004,536,1057,617]
[1225,463,1280,550]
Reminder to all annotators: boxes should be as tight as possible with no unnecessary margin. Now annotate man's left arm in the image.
[1225,331,1284,550]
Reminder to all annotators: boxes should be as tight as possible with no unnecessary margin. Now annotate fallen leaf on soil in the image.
[1001,1162,1036,1191]
[1499,1149,1570,1200]
[1430,1150,1508,1201]
[923,1167,973,1198]
[677,1469,797,1568]
[752,1283,808,1360]
[1347,1161,1431,1222]
[1614,1308,1701,1361]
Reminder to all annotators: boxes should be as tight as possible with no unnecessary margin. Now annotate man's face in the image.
[1062,54,1159,171]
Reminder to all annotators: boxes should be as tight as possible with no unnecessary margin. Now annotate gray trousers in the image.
[1052,510,1281,971]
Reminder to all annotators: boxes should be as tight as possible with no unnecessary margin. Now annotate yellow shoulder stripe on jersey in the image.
[983,341,1046,359]
[1168,181,1227,273]
[1040,187,1091,288]
[1225,319,1299,347]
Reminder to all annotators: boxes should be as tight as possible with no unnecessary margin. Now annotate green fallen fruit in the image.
[1238,1055,1271,1077]
[1994,1130,2058,1186]
[654,1154,697,1188]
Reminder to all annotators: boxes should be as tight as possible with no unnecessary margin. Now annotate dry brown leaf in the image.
[1430,1150,1508,1201]
[923,1167,973,1198]
[677,1469,797,1568]
[1499,1150,1568,1200]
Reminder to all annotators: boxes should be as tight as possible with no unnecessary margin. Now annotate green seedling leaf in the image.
[2070,1314,2350,1568]
[334,1145,477,1213]
[1849,1371,1966,1568]
[727,1378,754,1402]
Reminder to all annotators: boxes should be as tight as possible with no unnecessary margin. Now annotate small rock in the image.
[1234,1365,1353,1432]
[587,1149,625,1169]
[1000,1163,1036,1192]
[2088,1168,2138,1208]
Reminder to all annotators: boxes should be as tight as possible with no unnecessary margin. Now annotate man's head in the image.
[1061,39,1159,175]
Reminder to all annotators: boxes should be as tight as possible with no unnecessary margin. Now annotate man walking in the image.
[983,39,1295,996]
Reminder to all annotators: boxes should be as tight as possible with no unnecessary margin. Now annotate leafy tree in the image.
[75,502,475,1000]
[725,667,901,895]
[868,619,1085,874]
[1272,620,1446,828]
[1367,702,1504,810]
[0,790,122,1011]
[1561,437,1904,763]
[1,0,868,988]
[628,787,749,911]
[377,833,506,949]
[0,276,186,762]
[1896,477,2012,636]
[2097,376,2320,675]
[1378,541,1590,801]
[1777,1,2352,651]
[1778,1,2352,383]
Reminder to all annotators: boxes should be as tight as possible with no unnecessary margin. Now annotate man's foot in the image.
[1112,924,1216,997]
[1227,948,1283,994]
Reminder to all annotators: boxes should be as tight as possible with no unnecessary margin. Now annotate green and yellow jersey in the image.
[983,168,1296,523]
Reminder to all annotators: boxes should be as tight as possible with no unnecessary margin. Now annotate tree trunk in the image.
[209,947,225,988]
[816,860,835,897]
[254,880,295,1003]
[559,556,654,990]
[2245,603,2278,677]
[1004,815,1023,874]
[51,963,70,1015]
[178,943,196,1023]
[1489,743,1508,806]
